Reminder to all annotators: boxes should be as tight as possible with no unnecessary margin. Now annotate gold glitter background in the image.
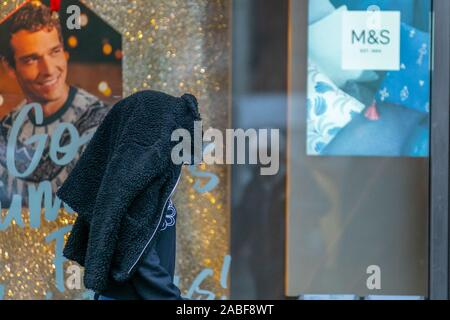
[0,0,230,300]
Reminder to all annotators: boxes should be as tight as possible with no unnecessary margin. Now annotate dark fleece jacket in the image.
[56,90,201,292]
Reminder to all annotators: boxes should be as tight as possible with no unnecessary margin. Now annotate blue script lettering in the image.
[0,102,92,230]
[0,180,74,230]
[7,103,92,178]
[29,181,63,226]
[45,225,72,292]
[188,165,219,194]
[177,254,231,300]
[0,194,24,230]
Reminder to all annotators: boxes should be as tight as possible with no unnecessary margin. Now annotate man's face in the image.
[9,27,68,103]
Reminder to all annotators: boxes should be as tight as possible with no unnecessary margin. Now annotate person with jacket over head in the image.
[56,90,202,300]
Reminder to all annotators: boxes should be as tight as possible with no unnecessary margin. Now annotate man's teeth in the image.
[41,78,58,86]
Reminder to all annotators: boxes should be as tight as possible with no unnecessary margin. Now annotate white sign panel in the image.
[342,11,401,70]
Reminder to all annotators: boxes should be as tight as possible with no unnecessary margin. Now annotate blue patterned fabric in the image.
[413,0,431,31]
[402,117,429,157]
[376,23,430,113]
[307,61,366,155]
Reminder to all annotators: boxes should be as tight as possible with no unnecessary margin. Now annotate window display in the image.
[307,0,431,157]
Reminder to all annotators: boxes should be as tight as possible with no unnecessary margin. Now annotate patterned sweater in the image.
[0,86,112,207]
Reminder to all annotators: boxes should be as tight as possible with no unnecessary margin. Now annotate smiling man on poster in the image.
[0,1,111,208]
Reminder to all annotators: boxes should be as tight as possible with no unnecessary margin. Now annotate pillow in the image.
[309,6,378,88]
[375,23,430,113]
[414,0,431,32]
[330,0,415,25]
[321,103,428,157]
[307,60,366,155]
[402,116,429,157]
[309,0,335,25]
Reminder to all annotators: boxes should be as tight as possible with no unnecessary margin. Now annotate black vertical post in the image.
[231,0,289,299]
[430,0,450,300]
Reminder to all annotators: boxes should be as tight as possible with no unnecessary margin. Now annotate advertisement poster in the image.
[0,0,122,299]
[307,0,431,157]
[0,0,122,208]
[0,0,230,300]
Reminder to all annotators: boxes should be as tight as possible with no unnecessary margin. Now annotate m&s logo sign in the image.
[342,10,400,71]
[351,29,391,45]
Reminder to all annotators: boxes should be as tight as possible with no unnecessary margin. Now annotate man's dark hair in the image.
[0,1,64,68]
